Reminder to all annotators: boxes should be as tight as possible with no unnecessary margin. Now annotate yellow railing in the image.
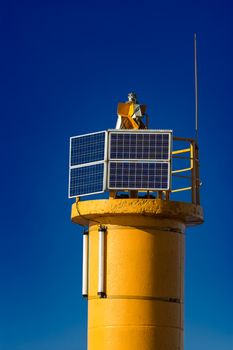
[171,137,200,205]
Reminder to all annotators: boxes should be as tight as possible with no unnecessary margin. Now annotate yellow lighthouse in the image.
[69,93,204,350]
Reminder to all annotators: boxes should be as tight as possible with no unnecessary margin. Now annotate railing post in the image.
[191,141,197,204]
[195,144,200,205]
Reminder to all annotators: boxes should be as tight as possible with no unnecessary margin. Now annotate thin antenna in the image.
[194,33,198,143]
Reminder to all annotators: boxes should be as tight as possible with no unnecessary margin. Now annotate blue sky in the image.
[0,0,232,349]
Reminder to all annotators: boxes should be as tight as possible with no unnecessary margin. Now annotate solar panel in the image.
[69,131,107,198]
[108,161,170,190]
[68,129,172,197]
[109,131,171,161]
[69,163,105,197]
[70,131,106,166]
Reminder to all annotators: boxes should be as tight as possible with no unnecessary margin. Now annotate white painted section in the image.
[98,228,105,295]
[115,115,122,129]
[82,233,88,296]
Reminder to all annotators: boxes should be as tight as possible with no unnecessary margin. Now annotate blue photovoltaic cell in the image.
[69,163,104,197]
[110,132,170,160]
[109,162,169,190]
[70,132,106,166]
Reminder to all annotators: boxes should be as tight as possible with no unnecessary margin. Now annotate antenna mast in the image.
[194,33,198,143]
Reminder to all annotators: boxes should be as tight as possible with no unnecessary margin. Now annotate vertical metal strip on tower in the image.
[82,231,89,297]
[98,226,107,298]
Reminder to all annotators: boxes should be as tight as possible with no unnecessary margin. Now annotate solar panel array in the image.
[69,130,172,197]
[69,131,106,198]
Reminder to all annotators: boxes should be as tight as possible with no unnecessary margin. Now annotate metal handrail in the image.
[171,137,200,205]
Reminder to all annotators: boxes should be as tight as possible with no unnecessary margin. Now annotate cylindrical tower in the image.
[71,198,203,350]
[69,93,204,349]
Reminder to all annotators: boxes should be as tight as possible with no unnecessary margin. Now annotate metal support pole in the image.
[82,231,89,297]
[194,33,199,143]
[98,226,107,298]
[158,191,163,200]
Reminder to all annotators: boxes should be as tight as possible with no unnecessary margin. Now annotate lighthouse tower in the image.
[69,93,204,350]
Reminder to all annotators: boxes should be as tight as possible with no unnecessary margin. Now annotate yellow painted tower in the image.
[69,93,204,350]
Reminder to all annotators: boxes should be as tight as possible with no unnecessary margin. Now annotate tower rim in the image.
[71,198,204,227]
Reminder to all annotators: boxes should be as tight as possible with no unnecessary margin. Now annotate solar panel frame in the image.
[70,130,107,167]
[107,130,172,191]
[107,161,171,191]
[68,131,108,198]
[108,129,172,162]
[69,162,107,198]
